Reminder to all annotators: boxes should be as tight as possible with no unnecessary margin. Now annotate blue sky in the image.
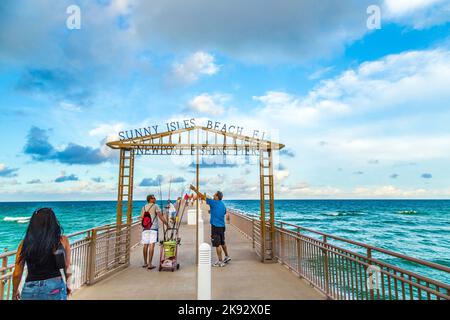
[1,0,450,200]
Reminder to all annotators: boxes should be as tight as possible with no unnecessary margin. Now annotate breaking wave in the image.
[397,210,418,215]
[322,210,363,217]
[3,216,30,223]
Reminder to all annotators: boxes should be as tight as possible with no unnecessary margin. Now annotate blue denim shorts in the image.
[21,277,67,300]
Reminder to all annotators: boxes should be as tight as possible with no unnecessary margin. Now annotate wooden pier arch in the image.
[106,125,285,262]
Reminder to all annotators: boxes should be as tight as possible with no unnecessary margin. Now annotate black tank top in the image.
[25,249,62,282]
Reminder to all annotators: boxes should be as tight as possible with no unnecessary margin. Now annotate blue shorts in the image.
[21,277,67,300]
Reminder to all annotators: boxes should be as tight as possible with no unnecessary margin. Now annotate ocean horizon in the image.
[2,198,450,203]
[1,199,449,284]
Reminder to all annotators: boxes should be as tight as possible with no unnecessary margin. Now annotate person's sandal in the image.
[147,265,156,270]
[142,264,148,268]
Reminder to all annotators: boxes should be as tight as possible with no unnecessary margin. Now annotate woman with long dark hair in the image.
[12,208,72,300]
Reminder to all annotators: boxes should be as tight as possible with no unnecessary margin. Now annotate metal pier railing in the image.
[229,210,450,300]
[3,210,449,301]
[0,220,141,300]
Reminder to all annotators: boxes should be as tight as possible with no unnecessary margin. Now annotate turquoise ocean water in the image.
[1,200,449,283]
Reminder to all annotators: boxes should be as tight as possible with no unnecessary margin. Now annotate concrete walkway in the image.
[73,210,324,300]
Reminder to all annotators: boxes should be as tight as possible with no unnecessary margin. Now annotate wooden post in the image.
[259,151,266,262]
[280,222,284,263]
[268,147,275,259]
[88,229,97,285]
[258,145,276,263]
[196,128,200,266]
[126,150,135,225]
[195,128,200,299]
[116,149,135,227]
[116,149,125,226]
[0,248,7,300]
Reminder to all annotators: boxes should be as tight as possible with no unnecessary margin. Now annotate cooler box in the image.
[163,241,177,258]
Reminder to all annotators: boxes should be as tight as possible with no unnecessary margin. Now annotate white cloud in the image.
[199,174,227,187]
[314,135,450,161]
[352,185,431,198]
[253,90,350,126]
[188,93,228,116]
[384,0,450,28]
[385,0,443,15]
[275,168,290,182]
[0,0,143,84]
[109,0,135,15]
[89,123,125,140]
[223,47,450,197]
[277,183,450,199]
[60,102,81,112]
[0,179,20,186]
[310,49,450,114]
[308,66,334,80]
[171,51,219,84]
[279,184,344,198]
[133,0,378,63]
[253,48,450,128]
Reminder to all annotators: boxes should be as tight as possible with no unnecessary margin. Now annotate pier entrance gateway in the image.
[106,125,285,263]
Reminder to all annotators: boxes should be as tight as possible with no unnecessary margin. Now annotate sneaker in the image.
[223,256,232,264]
[212,261,226,267]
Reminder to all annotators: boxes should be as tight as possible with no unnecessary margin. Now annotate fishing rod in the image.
[158,177,163,208]
[167,176,174,236]
[158,177,166,241]
[174,184,185,224]
[168,176,172,202]
[173,184,190,235]
[172,183,188,235]
[167,183,190,241]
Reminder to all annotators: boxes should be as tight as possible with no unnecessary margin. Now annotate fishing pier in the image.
[1,126,450,300]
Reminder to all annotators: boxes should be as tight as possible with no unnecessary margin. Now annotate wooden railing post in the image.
[87,229,97,285]
[0,248,7,300]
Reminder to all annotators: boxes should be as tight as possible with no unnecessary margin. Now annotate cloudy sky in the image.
[1,0,450,201]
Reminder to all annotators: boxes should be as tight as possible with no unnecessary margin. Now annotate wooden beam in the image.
[116,149,125,226]
[259,151,265,262]
[268,147,275,259]
[126,150,135,225]
[196,128,200,266]
[106,125,285,150]
[106,143,284,151]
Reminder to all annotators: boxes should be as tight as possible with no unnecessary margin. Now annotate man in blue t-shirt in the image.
[191,186,231,267]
